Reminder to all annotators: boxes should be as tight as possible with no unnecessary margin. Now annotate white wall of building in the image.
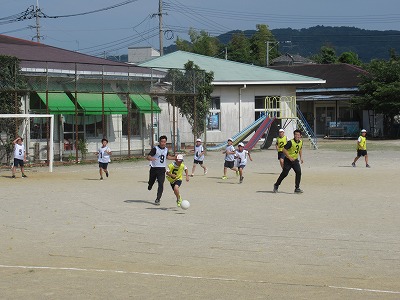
[156,84,297,146]
[128,47,160,65]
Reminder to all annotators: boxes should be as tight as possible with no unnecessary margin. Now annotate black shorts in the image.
[99,162,108,169]
[193,159,203,165]
[277,151,285,160]
[357,150,367,157]
[238,164,246,169]
[170,180,182,189]
[224,160,235,169]
[14,158,24,167]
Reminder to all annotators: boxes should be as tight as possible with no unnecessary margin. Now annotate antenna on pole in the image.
[151,0,167,56]
[35,0,41,43]
[158,0,163,56]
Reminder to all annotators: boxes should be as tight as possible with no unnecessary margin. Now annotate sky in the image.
[1,0,400,57]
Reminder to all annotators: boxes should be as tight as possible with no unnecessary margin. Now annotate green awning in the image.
[37,92,75,115]
[74,93,128,115]
[129,94,161,113]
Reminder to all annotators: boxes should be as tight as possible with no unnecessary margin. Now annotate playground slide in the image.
[206,115,267,151]
[244,117,276,151]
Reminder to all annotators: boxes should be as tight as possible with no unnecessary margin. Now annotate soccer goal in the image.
[0,114,54,172]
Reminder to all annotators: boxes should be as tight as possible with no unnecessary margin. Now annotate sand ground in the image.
[1,139,400,299]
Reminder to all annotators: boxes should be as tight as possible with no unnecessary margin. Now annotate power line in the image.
[77,15,152,51]
[0,0,139,25]
[163,1,400,28]
[46,0,140,19]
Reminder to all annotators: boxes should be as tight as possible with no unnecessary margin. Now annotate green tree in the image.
[176,28,221,57]
[250,24,278,66]
[338,51,362,66]
[312,46,338,64]
[227,32,252,64]
[165,61,214,138]
[175,37,192,52]
[352,56,400,136]
[0,55,26,163]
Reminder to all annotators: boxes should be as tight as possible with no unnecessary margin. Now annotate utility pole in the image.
[35,0,41,42]
[158,0,163,56]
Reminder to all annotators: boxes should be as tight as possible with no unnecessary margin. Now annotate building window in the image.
[255,95,280,120]
[62,115,105,149]
[207,97,220,131]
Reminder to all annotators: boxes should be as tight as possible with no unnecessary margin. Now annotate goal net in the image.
[0,114,54,172]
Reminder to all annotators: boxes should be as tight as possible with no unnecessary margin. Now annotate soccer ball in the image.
[181,200,190,210]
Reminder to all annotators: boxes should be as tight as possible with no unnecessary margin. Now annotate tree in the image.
[165,61,214,139]
[250,24,278,66]
[0,55,26,163]
[312,46,338,64]
[227,32,252,64]
[352,56,400,136]
[176,28,221,57]
[338,51,362,66]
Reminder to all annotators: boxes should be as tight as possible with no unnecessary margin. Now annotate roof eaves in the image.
[297,87,359,93]
[212,80,326,86]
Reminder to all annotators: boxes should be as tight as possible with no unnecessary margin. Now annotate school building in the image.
[139,51,325,146]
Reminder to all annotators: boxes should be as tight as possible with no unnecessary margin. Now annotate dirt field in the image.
[1,139,400,299]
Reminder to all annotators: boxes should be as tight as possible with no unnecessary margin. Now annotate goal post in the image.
[0,114,54,172]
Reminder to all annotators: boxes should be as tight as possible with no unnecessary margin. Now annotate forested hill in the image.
[216,26,400,62]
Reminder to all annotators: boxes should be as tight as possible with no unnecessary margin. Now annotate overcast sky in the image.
[1,0,400,57]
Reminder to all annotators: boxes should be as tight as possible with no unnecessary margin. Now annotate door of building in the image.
[315,106,336,136]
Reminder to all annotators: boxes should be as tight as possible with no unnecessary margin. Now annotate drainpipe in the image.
[239,84,247,132]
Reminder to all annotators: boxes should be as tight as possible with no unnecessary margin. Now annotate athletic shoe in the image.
[352,162,356,167]
[221,176,228,180]
[366,164,371,168]
[100,177,103,180]
[236,170,239,176]
[105,170,109,177]
[22,174,27,178]
[204,168,208,175]
[294,188,303,194]
[240,176,244,183]
[177,196,182,207]
[190,174,194,177]
[11,175,16,179]
[155,199,160,205]
[273,184,278,193]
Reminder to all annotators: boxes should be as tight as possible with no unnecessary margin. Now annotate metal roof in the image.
[0,34,158,77]
[139,51,325,86]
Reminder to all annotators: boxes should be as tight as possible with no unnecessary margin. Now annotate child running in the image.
[147,135,175,205]
[222,138,238,179]
[235,142,252,183]
[95,138,111,180]
[191,138,207,176]
[166,154,190,207]
[11,137,27,178]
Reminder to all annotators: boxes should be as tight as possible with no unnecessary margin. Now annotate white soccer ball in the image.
[181,200,190,210]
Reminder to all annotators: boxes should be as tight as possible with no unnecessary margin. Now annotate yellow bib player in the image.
[352,129,370,168]
[275,129,287,169]
[166,154,190,207]
[273,129,304,194]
